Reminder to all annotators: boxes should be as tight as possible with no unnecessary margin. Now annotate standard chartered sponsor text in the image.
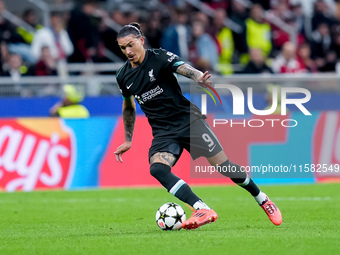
[141,86,163,101]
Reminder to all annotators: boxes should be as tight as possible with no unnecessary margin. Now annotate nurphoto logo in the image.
[200,84,312,127]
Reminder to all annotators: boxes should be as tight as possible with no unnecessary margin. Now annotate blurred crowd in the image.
[1,0,340,79]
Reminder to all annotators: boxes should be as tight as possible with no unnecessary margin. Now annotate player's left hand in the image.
[114,141,132,163]
[197,71,213,87]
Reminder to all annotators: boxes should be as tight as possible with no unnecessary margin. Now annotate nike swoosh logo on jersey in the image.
[209,145,216,152]
[127,83,133,89]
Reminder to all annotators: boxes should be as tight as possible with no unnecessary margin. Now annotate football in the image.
[155,202,186,230]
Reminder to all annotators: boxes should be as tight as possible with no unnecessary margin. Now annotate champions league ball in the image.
[155,203,186,230]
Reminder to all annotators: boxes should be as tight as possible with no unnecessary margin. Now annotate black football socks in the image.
[218,159,264,198]
[150,163,204,207]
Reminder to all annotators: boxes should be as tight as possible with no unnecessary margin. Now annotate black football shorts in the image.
[149,118,223,164]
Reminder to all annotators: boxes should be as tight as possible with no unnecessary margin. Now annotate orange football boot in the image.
[182,208,218,230]
[260,197,282,226]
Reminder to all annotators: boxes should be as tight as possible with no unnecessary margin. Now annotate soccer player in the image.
[114,23,282,229]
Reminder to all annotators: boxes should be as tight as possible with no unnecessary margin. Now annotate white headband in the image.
[126,24,141,35]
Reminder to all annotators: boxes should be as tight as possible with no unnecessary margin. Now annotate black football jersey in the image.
[116,48,203,138]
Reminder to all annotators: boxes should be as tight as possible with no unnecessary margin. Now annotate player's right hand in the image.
[114,141,132,163]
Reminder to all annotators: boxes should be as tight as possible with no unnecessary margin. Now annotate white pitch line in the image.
[0,198,126,204]
[271,197,332,201]
[0,196,336,204]
[0,197,167,204]
[232,196,336,202]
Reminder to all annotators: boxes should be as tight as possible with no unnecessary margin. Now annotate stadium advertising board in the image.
[100,113,339,187]
[0,113,339,192]
[0,119,75,192]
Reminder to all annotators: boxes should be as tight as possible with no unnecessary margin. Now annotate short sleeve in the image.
[157,49,185,72]
[116,76,132,99]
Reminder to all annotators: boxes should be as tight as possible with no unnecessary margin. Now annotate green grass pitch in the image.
[0,183,339,255]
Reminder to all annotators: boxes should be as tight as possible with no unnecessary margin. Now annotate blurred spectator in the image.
[337,0,340,19]
[310,22,332,66]
[239,48,273,74]
[0,42,2,75]
[17,9,42,45]
[135,13,151,49]
[245,4,272,61]
[250,0,270,10]
[67,0,100,63]
[1,53,28,81]
[271,14,305,53]
[201,0,228,10]
[290,2,307,36]
[145,10,163,49]
[99,6,133,62]
[312,0,335,31]
[99,3,138,62]
[271,1,293,21]
[269,1,304,52]
[0,0,339,79]
[193,11,210,28]
[318,50,337,72]
[1,53,32,96]
[6,11,37,64]
[161,8,190,61]
[331,31,340,61]
[32,46,57,76]
[188,19,218,72]
[272,41,305,73]
[296,43,318,73]
[110,2,138,26]
[0,41,9,73]
[0,1,8,41]
[50,84,90,118]
[212,8,234,75]
[0,1,35,63]
[293,0,335,16]
[31,12,74,62]
[228,0,248,57]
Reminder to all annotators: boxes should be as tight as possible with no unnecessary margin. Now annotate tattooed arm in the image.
[176,63,203,82]
[114,96,136,163]
[176,63,212,86]
[123,96,136,142]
